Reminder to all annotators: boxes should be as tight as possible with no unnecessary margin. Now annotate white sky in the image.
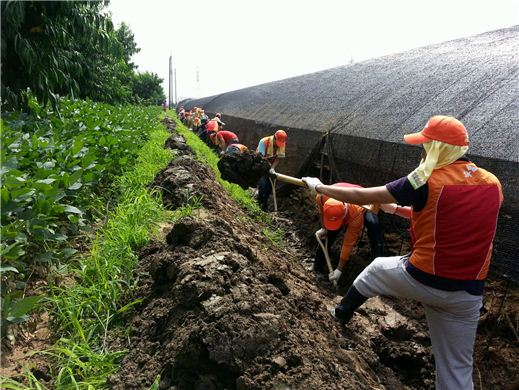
[108,0,518,101]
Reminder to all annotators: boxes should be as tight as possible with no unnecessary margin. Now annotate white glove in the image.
[328,269,342,282]
[380,203,398,214]
[316,228,327,239]
[302,177,323,196]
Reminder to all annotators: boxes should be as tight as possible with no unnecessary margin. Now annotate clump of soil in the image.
[109,121,519,390]
[217,151,271,189]
[164,134,191,155]
[161,116,177,131]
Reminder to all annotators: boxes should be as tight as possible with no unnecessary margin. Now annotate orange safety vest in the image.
[257,136,285,158]
[409,161,503,281]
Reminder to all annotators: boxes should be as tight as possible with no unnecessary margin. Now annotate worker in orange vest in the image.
[302,116,503,390]
[256,130,287,211]
[313,183,384,283]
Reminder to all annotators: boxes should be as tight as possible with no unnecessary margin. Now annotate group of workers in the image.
[179,106,245,152]
[176,107,503,390]
[178,105,288,212]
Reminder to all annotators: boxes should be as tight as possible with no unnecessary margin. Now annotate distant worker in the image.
[256,130,287,211]
[193,116,201,133]
[206,117,220,133]
[210,130,240,153]
[213,112,225,128]
[183,111,191,126]
[314,183,384,283]
[225,143,248,155]
[206,113,225,134]
[197,117,209,141]
[302,115,503,390]
[162,99,168,112]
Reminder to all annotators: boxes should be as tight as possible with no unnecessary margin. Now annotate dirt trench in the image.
[109,120,519,390]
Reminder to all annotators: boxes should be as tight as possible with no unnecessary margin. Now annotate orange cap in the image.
[404,116,469,146]
[274,130,287,147]
[323,198,346,231]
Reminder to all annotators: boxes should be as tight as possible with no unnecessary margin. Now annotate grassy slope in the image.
[1,112,269,390]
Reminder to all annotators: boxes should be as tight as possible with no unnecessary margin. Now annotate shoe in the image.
[327,306,353,326]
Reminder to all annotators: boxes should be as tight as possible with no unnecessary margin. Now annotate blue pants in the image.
[257,176,272,211]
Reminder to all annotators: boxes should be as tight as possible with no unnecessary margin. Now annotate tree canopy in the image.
[132,71,166,105]
[1,1,164,108]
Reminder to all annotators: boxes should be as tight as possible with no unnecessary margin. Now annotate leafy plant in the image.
[0,265,42,338]
[132,71,166,105]
[2,1,112,108]
[1,97,162,270]
[262,227,284,246]
[1,96,164,341]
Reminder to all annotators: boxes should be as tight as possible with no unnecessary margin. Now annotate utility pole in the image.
[168,53,173,109]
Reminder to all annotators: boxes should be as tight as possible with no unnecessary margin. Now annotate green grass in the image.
[262,227,284,246]
[1,112,280,390]
[1,116,175,389]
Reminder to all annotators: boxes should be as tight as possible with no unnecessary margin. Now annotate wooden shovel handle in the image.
[315,233,337,288]
[269,169,380,214]
[269,169,306,187]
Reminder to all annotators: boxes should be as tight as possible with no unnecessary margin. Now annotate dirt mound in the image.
[217,151,270,189]
[164,134,191,155]
[110,123,519,390]
[161,116,177,130]
[153,155,229,211]
[109,132,417,390]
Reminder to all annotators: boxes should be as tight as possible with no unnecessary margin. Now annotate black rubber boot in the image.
[331,285,368,325]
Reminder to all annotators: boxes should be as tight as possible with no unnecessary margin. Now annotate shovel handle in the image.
[269,177,278,212]
[315,233,338,288]
[269,169,380,214]
[269,169,306,187]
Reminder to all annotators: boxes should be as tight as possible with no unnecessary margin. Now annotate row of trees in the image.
[1,1,165,109]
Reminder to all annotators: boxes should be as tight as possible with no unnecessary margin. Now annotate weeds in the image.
[176,194,204,217]
[262,227,284,246]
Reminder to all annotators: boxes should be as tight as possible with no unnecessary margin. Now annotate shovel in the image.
[268,168,380,213]
[268,177,278,211]
[315,232,338,289]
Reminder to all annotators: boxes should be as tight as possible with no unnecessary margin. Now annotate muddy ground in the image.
[108,120,519,390]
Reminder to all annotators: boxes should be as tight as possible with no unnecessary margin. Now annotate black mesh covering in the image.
[183,26,519,281]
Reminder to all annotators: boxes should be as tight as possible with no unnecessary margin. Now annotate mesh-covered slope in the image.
[184,26,519,280]
[187,27,518,159]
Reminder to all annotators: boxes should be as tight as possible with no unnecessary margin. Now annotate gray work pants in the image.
[353,256,483,390]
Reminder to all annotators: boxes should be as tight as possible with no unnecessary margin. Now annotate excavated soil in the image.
[109,121,519,390]
[217,151,271,189]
